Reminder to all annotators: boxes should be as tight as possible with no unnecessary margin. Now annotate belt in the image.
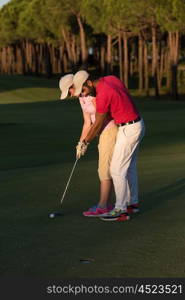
[117,117,141,127]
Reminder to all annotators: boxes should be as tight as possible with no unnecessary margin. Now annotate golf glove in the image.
[76,141,89,159]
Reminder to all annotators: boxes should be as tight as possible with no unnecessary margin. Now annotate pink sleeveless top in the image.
[79,95,115,130]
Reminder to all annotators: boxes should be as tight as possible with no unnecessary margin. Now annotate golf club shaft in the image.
[60,158,78,206]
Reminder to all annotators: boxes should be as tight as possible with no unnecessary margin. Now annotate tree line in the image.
[0,0,185,100]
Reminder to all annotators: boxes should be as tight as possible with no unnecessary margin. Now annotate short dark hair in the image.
[87,74,98,82]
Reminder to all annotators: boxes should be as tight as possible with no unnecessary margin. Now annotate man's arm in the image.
[84,112,107,143]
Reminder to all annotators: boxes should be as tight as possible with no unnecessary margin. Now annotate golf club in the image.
[49,158,79,218]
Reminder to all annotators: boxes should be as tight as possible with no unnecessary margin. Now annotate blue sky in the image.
[0,0,10,8]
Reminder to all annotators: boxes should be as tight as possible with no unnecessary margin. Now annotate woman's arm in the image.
[79,111,92,142]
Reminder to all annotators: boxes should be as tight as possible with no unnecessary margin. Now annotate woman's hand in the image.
[76,141,89,159]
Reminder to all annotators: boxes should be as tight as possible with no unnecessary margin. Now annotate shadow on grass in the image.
[140,178,185,214]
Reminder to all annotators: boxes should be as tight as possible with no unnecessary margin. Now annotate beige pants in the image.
[110,119,145,211]
[98,125,118,180]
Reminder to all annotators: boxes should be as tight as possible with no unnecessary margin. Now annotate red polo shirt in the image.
[96,76,140,124]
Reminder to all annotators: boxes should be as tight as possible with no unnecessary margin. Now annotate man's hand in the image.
[76,141,89,159]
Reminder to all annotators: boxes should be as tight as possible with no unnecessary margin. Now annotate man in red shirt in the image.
[73,70,145,221]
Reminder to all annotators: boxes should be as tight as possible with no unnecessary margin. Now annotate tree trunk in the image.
[123,32,128,88]
[158,46,165,90]
[20,41,26,75]
[138,34,143,92]
[76,15,88,68]
[51,45,58,74]
[166,50,171,90]
[144,41,149,96]
[0,48,2,73]
[7,46,11,74]
[118,31,123,80]
[59,45,64,73]
[152,26,156,77]
[38,43,44,75]
[63,50,68,73]
[25,40,31,74]
[45,43,52,78]
[152,25,159,98]
[100,41,105,75]
[106,34,112,74]
[168,31,179,100]
[71,35,77,65]
[33,43,39,76]
[130,39,136,77]
[16,44,22,74]
[62,28,75,71]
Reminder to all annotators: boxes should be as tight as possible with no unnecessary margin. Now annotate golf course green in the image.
[0,75,185,278]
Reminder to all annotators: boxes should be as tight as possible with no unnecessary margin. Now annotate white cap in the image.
[59,74,74,100]
[73,70,89,96]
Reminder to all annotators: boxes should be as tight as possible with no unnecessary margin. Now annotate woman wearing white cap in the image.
[59,74,74,99]
[59,72,118,217]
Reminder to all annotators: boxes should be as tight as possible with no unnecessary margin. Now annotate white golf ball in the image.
[49,213,55,218]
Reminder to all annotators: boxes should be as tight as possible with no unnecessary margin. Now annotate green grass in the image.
[0,75,185,278]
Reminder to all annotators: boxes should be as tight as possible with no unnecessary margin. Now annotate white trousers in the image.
[110,119,145,211]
